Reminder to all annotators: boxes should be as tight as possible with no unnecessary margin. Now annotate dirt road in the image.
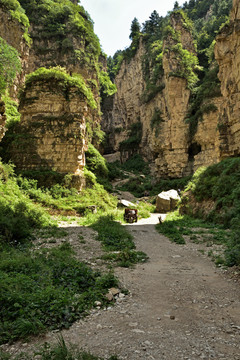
[3,214,240,359]
[57,214,240,359]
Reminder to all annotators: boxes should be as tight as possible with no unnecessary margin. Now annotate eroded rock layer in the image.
[102,13,195,178]
[9,79,89,188]
[103,0,240,179]
[214,0,240,159]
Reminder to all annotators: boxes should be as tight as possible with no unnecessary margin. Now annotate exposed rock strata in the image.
[9,80,90,189]
[103,0,240,178]
[214,0,240,159]
[102,13,195,178]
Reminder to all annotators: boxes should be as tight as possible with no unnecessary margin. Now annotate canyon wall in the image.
[102,0,240,179]
[102,13,197,178]
[214,0,240,159]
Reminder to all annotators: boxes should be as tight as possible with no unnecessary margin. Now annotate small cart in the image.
[124,208,138,223]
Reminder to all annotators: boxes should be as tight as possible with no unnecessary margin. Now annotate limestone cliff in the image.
[214,0,240,159]
[102,12,196,178]
[8,76,91,188]
[102,0,240,179]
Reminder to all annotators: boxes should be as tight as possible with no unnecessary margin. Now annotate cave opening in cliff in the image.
[188,142,202,161]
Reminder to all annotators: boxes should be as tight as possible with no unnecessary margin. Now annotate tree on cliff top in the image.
[129,17,141,40]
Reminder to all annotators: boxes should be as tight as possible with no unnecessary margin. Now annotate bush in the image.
[85,144,108,179]
[0,162,53,245]
[183,158,240,228]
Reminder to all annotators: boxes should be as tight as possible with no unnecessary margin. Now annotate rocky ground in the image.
[2,214,240,360]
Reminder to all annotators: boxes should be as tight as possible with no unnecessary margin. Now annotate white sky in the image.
[80,0,186,56]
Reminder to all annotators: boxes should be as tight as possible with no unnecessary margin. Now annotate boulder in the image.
[156,189,180,213]
[117,199,136,208]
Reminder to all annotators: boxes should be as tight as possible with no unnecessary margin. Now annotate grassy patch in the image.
[156,210,235,266]
[91,215,148,267]
[0,242,118,344]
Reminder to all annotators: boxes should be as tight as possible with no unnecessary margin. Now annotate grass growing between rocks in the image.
[91,215,148,267]
[0,241,118,344]
[0,335,119,359]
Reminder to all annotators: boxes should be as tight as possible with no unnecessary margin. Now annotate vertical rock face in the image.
[102,13,194,178]
[193,97,221,172]
[9,80,90,188]
[102,0,240,179]
[214,0,240,159]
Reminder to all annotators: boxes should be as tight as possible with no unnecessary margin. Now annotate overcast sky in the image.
[80,0,186,56]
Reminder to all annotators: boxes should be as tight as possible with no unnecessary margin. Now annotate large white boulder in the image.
[156,189,180,213]
[117,199,136,208]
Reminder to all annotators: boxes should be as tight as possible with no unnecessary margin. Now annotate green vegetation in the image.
[182,158,240,229]
[109,154,191,198]
[0,336,119,359]
[168,41,200,89]
[0,0,31,44]
[18,0,100,61]
[0,159,127,344]
[92,215,148,267]
[0,241,118,344]
[85,144,109,188]
[0,37,21,96]
[24,67,97,109]
[99,70,117,100]
[156,158,240,267]
[2,94,21,128]
[0,161,53,245]
[185,65,221,138]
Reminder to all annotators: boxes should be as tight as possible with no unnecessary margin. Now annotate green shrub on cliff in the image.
[18,0,100,59]
[0,37,21,96]
[0,0,31,44]
[24,67,97,109]
[85,144,109,180]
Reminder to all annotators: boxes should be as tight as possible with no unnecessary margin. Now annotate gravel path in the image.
[2,214,240,359]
